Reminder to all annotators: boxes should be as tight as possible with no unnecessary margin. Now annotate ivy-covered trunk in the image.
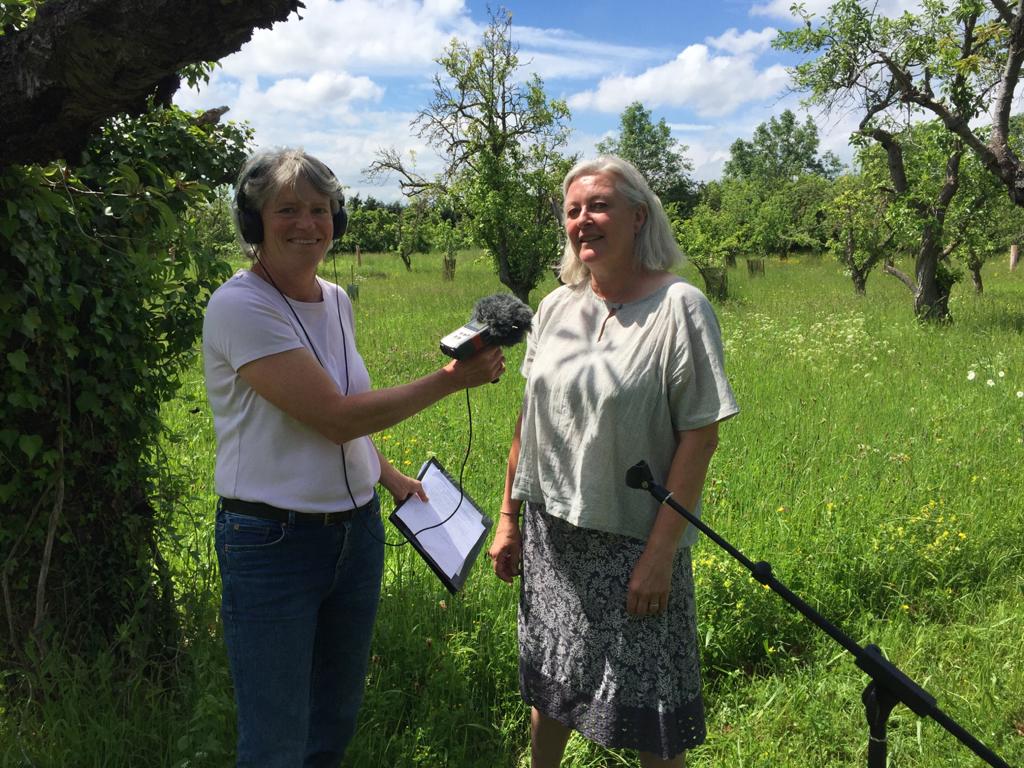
[1,108,248,661]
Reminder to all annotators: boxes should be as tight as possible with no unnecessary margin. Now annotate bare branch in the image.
[364,148,435,198]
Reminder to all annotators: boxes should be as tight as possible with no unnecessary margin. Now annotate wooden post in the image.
[1011,244,1019,270]
[356,245,362,266]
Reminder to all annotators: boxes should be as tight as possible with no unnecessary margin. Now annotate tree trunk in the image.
[970,264,983,294]
[699,266,729,301]
[912,225,952,323]
[1011,244,1019,270]
[1,0,301,167]
[852,269,867,295]
[443,246,457,281]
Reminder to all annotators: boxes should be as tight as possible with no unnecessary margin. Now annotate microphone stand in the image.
[625,460,1012,768]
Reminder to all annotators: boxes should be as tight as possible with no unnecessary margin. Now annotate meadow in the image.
[5,250,1023,767]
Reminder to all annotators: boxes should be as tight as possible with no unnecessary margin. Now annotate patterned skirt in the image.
[518,504,706,759]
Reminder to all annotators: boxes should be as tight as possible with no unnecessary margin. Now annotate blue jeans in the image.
[215,495,384,768]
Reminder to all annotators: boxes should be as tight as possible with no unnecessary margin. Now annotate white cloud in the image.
[667,123,715,132]
[263,71,384,112]
[218,0,479,78]
[515,25,663,80]
[706,27,778,56]
[751,0,923,19]
[568,44,789,117]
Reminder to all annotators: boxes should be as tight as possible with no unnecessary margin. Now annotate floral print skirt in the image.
[518,504,706,759]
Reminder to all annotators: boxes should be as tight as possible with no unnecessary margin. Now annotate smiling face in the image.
[259,175,334,268]
[564,173,647,277]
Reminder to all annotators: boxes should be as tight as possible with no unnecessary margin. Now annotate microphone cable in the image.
[325,255,474,547]
[253,250,478,549]
[254,249,395,547]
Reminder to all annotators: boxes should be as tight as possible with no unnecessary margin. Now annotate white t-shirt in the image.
[511,279,739,546]
[202,270,379,512]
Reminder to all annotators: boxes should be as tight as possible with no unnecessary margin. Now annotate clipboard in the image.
[388,457,492,593]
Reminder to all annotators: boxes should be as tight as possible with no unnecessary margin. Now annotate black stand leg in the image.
[623,460,1013,768]
[864,680,898,768]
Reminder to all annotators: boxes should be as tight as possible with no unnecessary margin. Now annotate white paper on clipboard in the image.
[389,458,491,590]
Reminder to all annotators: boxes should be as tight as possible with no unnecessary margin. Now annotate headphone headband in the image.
[235,156,348,245]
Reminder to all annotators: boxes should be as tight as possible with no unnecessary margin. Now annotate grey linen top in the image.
[511,279,739,547]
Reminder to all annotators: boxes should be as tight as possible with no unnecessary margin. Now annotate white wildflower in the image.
[986,379,995,387]
[967,370,976,381]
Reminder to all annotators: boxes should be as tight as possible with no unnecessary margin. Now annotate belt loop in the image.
[287,510,297,526]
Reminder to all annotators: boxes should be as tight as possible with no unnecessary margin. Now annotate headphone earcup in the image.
[332,207,348,240]
[238,207,264,244]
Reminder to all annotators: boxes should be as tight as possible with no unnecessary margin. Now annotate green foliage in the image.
[694,176,831,262]
[461,147,567,301]
[670,202,733,300]
[0,0,37,32]
[596,101,696,209]
[775,0,1024,227]
[0,104,250,655]
[5,254,1024,766]
[342,206,399,254]
[715,109,837,260]
[395,199,432,269]
[724,109,842,184]
[825,174,891,292]
[400,8,571,302]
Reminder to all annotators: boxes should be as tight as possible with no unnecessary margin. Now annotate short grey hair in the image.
[232,147,345,259]
[557,155,683,285]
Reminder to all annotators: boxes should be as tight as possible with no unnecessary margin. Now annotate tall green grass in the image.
[4,251,1022,767]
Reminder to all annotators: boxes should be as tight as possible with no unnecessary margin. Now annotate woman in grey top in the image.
[489,156,738,767]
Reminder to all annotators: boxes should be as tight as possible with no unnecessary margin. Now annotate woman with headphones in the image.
[202,147,504,767]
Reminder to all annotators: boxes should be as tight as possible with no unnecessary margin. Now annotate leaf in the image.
[20,306,41,338]
[6,349,28,372]
[19,434,43,460]
[151,198,178,231]
[76,390,102,414]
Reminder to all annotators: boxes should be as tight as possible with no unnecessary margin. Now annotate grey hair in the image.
[232,147,345,259]
[557,155,683,286]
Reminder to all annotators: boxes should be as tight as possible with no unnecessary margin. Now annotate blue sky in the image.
[174,0,917,201]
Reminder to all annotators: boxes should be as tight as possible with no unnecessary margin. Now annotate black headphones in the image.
[235,161,348,245]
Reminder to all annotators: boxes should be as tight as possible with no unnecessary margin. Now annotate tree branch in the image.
[1,0,302,167]
[32,432,64,646]
[990,0,1015,26]
[875,50,1000,188]
[990,1,1024,190]
[883,260,919,294]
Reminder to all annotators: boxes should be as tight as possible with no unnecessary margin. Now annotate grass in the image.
[3,249,1022,767]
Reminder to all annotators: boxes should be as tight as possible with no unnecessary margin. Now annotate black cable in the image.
[324,256,474,547]
[407,387,471,539]
[255,250,475,549]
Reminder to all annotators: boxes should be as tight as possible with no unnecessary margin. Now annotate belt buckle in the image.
[323,511,339,526]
